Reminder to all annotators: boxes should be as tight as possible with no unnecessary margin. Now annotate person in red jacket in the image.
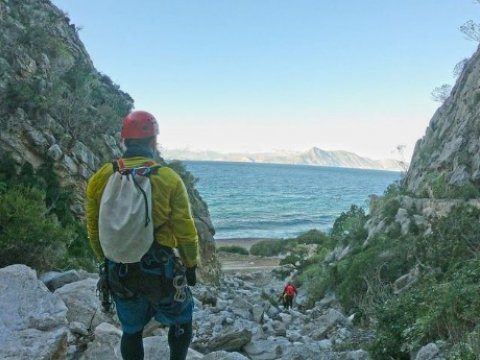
[282,282,297,310]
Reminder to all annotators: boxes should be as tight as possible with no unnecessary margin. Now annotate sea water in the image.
[184,161,401,239]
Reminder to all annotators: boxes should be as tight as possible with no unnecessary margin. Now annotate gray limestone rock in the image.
[202,350,249,360]
[72,140,98,170]
[54,278,115,330]
[47,144,63,161]
[414,343,443,360]
[202,329,253,353]
[40,269,83,291]
[80,322,122,360]
[0,265,69,360]
[244,337,291,360]
[395,208,411,235]
[310,309,349,340]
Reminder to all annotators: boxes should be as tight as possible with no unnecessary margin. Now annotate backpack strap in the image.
[111,159,126,173]
[112,159,160,175]
[112,160,119,173]
[118,158,126,171]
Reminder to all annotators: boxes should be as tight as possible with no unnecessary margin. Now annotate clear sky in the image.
[51,0,479,161]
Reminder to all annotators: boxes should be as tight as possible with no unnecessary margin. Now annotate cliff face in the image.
[0,0,219,281]
[404,44,480,197]
[0,0,131,200]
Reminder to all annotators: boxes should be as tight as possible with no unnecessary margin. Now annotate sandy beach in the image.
[214,237,281,273]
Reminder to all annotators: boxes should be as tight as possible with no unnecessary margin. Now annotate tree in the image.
[460,20,480,42]
[431,84,452,103]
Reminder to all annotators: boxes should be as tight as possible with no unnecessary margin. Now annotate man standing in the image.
[282,282,297,310]
[86,111,198,360]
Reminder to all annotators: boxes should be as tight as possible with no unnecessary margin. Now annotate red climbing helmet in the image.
[121,111,159,139]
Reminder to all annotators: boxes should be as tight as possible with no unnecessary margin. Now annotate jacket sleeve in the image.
[171,178,199,267]
[85,175,105,261]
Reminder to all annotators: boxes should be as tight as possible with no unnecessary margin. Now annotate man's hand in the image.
[186,266,197,286]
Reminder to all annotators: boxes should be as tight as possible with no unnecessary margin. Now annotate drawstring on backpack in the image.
[114,160,160,228]
[131,173,151,227]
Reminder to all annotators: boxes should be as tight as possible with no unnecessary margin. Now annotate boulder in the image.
[244,338,291,360]
[40,269,83,291]
[310,309,349,340]
[202,350,249,359]
[414,343,444,360]
[199,329,253,353]
[54,278,115,330]
[144,336,204,360]
[80,322,122,360]
[0,264,69,360]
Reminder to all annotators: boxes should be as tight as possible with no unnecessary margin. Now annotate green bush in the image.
[217,245,249,255]
[371,261,480,358]
[297,263,335,301]
[330,205,368,246]
[369,205,480,358]
[381,198,401,221]
[279,254,301,266]
[296,229,329,244]
[0,153,95,271]
[415,205,480,273]
[0,186,75,271]
[250,239,293,257]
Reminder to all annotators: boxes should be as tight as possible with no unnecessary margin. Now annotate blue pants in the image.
[107,245,194,360]
[113,288,193,333]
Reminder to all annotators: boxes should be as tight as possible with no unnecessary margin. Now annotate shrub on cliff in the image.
[0,153,94,270]
[0,185,75,271]
[330,205,368,246]
[368,205,480,358]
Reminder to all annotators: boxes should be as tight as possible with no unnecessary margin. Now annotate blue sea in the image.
[184,161,401,239]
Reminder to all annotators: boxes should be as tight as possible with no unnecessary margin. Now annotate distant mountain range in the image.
[161,147,408,171]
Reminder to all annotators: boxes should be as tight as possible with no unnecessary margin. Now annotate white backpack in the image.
[98,159,159,263]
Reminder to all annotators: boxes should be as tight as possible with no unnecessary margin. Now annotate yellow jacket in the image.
[85,156,198,267]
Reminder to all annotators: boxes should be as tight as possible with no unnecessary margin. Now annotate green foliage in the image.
[383,182,408,198]
[370,182,408,218]
[415,206,480,272]
[0,186,75,271]
[371,261,480,358]
[296,229,329,244]
[297,264,335,301]
[422,172,480,199]
[330,205,368,246]
[279,253,302,266]
[381,198,401,222]
[2,80,47,114]
[250,239,294,257]
[335,236,412,315]
[458,183,480,200]
[0,152,95,271]
[368,205,480,358]
[217,245,249,256]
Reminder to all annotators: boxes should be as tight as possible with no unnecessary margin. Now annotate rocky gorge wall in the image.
[0,0,219,280]
[404,44,480,196]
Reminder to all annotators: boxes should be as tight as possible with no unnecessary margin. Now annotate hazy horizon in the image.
[160,145,407,162]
